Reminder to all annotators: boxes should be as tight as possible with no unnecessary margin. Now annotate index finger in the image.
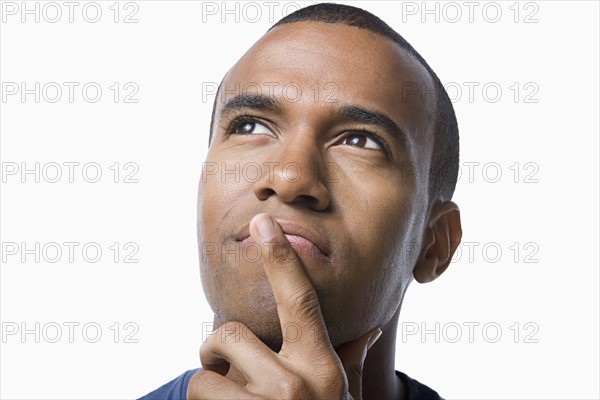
[249,213,331,353]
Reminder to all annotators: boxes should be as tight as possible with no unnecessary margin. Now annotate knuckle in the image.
[323,364,345,383]
[217,321,244,343]
[188,370,217,393]
[317,361,347,392]
[275,372,306,397]
[290,288,321,319]
[188,370,206,386]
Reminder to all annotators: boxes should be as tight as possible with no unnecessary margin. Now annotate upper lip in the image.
[235,218,332,257]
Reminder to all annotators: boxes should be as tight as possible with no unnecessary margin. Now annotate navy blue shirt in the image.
[139,369,443,399]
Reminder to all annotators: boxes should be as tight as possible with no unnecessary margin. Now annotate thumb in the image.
[336,327,382,400]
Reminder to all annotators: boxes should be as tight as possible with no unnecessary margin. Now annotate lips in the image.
[235,219,332,261]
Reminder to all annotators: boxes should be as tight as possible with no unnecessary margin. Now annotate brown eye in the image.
[342,132,382,150]
[239,122,255,133]
[230,119,273,136]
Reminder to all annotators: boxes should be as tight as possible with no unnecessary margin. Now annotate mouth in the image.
[235,219,332,262]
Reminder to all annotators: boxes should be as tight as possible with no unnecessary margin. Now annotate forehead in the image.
[220,21,436,146]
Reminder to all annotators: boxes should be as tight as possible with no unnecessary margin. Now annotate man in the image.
[141,3,462,399]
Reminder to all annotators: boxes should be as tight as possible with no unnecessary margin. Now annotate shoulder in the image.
[396,370,444,400]
[138,368,201,400]
[140,368,442,400]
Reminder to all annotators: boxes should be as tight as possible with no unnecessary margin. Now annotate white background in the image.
[1,1,598,399]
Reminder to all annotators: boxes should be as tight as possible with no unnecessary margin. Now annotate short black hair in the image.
[209,3,459,202]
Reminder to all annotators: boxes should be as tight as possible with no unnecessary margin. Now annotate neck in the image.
[361,307,406,400]
[212,309,407,399]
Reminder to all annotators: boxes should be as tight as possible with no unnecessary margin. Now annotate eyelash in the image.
[225,115,270,135]
[224,115,391,157]
[341,129,391,157]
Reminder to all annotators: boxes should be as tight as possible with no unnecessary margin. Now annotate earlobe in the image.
[413,201,462,283]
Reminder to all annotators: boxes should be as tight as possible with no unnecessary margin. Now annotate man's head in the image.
[198,3,462,350]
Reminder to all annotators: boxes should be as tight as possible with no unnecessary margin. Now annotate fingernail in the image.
[367,328,382,350]
[255,214,277,240]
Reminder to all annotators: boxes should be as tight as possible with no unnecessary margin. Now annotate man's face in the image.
[198,22,437,348]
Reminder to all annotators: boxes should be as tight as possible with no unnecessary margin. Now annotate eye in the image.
[342,132,383,150]
[228,117,274,136]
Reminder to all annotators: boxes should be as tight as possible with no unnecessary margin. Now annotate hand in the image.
[188,213,382,399]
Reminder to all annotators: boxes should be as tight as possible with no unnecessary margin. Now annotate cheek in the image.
[199,160,248,238]
[334,163,416,246]
[332,167,420,288]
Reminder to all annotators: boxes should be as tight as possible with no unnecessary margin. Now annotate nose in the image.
[253,137,331,211]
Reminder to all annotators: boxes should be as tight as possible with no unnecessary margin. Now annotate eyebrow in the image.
[332,105,409,150]
[219,94,282,118]
[218,93,408,150]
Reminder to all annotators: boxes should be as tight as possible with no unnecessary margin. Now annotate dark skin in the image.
[194,21,462,399]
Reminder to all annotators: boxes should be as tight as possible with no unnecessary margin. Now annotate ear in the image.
[413,201,462,283]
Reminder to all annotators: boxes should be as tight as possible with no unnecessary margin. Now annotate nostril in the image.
[296,194,320,208]
[252,167,331,211]
[256,188,276,201]
[298,195,316,204]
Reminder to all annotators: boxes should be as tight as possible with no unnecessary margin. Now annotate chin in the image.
[210,296,284,345]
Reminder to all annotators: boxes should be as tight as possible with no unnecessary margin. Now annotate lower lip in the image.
[239,235,329,263]
[284,234,324,258]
